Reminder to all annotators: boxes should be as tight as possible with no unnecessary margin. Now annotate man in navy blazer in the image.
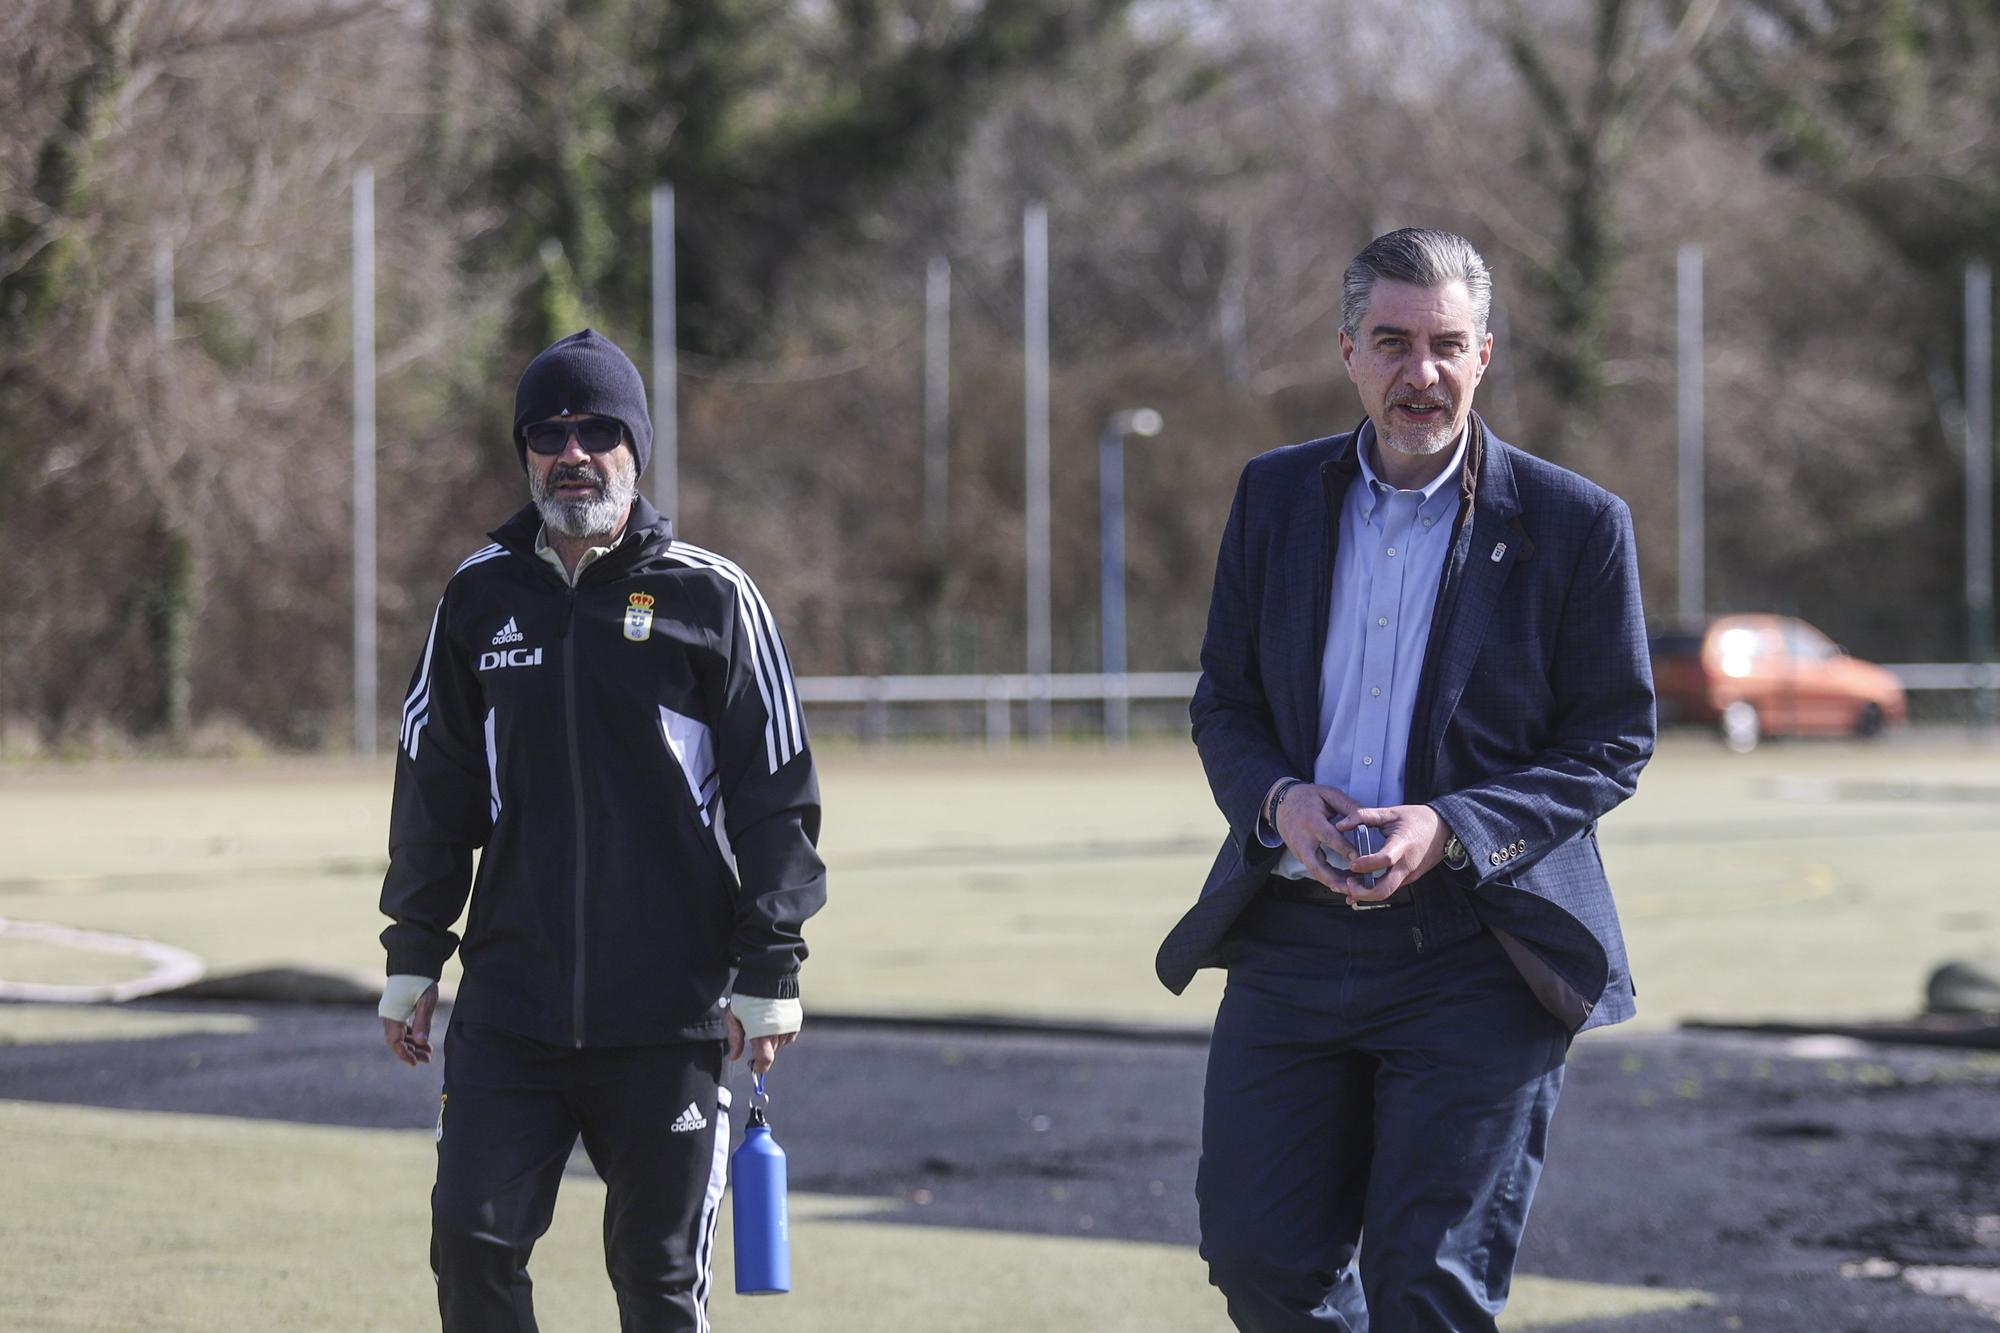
[1157,229,1654,1331]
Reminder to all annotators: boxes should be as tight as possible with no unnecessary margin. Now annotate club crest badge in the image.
[624,591,656,642]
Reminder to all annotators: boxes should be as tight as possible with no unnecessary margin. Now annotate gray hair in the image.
[1340,228,1493,338]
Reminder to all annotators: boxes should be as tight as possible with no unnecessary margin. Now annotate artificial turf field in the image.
[6,732,1999,1027]
[3,732,1998,1329]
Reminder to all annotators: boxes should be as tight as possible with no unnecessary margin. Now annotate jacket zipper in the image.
[562,587,587,1047]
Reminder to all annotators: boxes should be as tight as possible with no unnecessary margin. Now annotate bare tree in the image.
[1490,0,1728,412]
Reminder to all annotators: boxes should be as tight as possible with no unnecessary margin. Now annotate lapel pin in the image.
[1490,542,1507,562]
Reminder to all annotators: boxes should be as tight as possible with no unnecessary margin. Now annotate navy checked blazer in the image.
[1156,414,1655,1032]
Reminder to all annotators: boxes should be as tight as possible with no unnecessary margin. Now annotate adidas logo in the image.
[491,617,524,646]
[669,1102,708,1134]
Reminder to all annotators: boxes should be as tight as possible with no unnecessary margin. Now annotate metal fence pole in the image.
[651,183,679,527]
[925,256,951,540]
[985,676,1012,749]
[1677,245,1704,624]
[352,167,377,758]
[1968,261,1993,724]
[1100,421,1127,743]
[1024,203,1052,738]
[153,238,174,346]
[1098,409,1162,744]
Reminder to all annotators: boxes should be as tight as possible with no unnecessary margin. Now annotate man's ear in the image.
[1338,328,1358,381]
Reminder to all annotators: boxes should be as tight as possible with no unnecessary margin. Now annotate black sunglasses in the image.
[523,417,625,456]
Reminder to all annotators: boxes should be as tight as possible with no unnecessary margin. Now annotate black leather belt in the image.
[1266,875,1413,910]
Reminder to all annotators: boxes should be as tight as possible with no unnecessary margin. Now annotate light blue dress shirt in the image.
[1267,422,1466,878]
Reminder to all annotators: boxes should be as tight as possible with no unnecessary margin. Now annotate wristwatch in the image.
[1442,834,1468,871]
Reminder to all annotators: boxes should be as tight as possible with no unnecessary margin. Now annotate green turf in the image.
[0,936,156,986]
[14,745,1891,1331]
[0,1099,1709,1331]
[3,736,1999,1028]
[0,1005,257,1045]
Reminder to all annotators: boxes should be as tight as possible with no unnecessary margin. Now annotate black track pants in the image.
[431,1021,730,1332]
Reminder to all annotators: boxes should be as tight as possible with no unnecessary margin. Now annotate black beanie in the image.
[511,328,654,475]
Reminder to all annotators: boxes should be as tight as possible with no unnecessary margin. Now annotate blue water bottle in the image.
[732,1073,791,1294]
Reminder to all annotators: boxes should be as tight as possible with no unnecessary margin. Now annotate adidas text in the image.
[669,1102,708,1133]
[491,617,524,646]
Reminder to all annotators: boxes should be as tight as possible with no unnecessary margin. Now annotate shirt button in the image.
[1362,756,1373,766]
[1377,616,1388,627]
[1386,547,1397,557]
[1370,686,1382,697]
[1423,517,1434,527]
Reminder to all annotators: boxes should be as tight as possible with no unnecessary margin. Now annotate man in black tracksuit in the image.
[376,328,825,1331]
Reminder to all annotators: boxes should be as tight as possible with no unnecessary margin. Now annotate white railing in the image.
[797,671,1200,745]
[795,663,1995,745]
[1884,663,2000,690]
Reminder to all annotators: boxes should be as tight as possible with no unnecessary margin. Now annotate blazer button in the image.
[1489,851,1502,866]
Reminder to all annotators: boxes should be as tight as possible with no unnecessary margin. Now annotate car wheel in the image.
[1855,702,1884,738]
[1721,700,1760,753]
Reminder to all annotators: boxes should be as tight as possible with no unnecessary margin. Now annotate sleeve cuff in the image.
[378,973,434,1022]
[1255,776,1293,848]
[731,994,803,1039]
[733,968,801,1000]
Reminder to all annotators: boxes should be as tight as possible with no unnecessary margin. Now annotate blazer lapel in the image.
[1416,423,1527,781]
[1287,435,1359,767]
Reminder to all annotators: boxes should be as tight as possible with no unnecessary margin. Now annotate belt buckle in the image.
[1346,897,1392,911]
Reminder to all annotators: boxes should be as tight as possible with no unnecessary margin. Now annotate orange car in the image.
[1649,614,1907,751]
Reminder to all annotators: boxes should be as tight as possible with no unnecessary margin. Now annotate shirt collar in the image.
[534,523,627,586]
[1355,420,1468,526]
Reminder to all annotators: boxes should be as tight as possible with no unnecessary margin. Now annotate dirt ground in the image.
[5,1000,1999,1330]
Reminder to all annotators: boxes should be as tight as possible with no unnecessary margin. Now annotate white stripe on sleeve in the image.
[400,544,505,761]
[662,543,805,774]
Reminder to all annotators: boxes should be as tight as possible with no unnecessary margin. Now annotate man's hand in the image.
[1272,781,1363,893]
[726,1009,796,1076]
[1332,804,1450,906]
[381,981,439,1067]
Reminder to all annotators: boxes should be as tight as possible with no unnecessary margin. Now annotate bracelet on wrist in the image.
[1266,777,1304,826]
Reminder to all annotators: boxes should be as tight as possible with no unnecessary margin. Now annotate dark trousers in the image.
[431,1021,730,1333]
[1197,888,1570,1333]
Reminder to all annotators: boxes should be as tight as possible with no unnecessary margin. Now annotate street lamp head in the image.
[1107,408,1163,439]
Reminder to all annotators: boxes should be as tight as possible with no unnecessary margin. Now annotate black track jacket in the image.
[379,497,825,1048]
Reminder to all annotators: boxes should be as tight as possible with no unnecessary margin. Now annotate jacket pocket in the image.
[656,704,736,874]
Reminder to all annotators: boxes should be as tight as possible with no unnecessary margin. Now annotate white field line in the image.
[0,917,205,1003]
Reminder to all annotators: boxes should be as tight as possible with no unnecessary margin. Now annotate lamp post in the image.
[1024,205,1051,738]
[1100,408,1163,743]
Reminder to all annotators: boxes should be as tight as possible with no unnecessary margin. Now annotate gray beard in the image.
[1377,412,1458,460]
[530,464,635,540]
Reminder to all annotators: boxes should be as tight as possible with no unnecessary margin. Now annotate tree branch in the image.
[1626,0,1732,127]
[1494,0,1580,146]
[133,0,391,70]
